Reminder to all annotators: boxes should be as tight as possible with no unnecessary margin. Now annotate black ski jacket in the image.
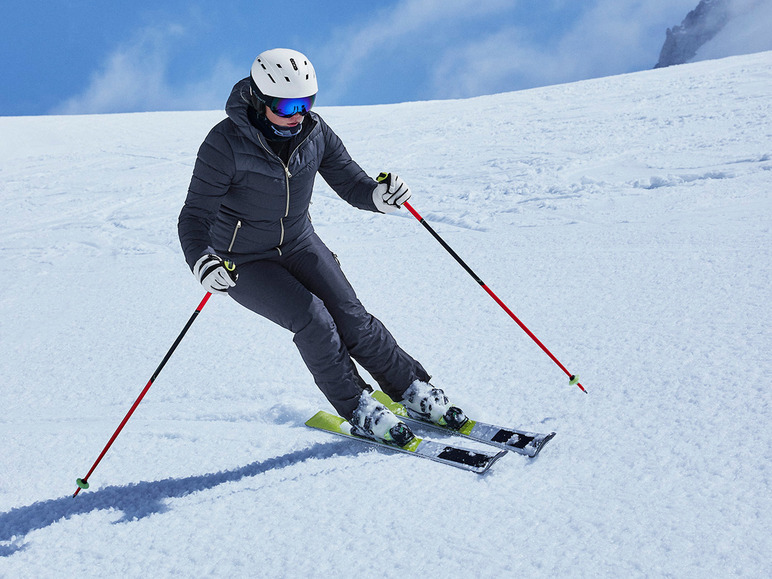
[178,78,379,268]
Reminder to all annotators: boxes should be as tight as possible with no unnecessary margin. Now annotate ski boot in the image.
[399,380,468,430]
[349,392,415,447]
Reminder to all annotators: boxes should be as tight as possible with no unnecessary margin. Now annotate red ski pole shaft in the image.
[73,292,213,497]
[402,201,586,393]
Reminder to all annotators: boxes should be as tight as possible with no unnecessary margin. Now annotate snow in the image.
[2,51,771,576]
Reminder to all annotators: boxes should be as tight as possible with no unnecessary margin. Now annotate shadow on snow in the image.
[0,441,363,557]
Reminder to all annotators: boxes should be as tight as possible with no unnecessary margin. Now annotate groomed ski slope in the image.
[1,51,770,577]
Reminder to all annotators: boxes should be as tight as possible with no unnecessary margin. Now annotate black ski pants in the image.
[227,232,430,419]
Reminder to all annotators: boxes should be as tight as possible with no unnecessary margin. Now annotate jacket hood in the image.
[226,78,253,119]
[225,78,263,143]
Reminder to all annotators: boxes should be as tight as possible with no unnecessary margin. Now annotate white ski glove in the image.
[193,254,237,295]
[373,172,412,214]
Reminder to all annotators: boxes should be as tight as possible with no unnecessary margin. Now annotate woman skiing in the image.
[178,48,466,446]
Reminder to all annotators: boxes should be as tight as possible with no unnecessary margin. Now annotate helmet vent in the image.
[267,74,276,84]
[290,58,298,71]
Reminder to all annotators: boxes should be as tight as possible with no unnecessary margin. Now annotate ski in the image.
[305,410,506,474]
[372,391,556,458]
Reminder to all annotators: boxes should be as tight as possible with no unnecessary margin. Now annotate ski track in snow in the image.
[1,52,771,577]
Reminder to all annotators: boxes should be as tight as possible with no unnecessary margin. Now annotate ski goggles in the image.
[264,94,316,118]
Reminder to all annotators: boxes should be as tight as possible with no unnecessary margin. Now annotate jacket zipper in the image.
[256,128,314,256]
[277,164,291,255]
[228,220,242,252]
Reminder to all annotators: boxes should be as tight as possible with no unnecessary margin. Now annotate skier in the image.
[178,48,467,446]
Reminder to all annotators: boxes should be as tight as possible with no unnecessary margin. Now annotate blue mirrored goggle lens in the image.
[268,95,316,117]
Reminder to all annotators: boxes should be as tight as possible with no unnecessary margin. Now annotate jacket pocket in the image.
[227,220,242,252]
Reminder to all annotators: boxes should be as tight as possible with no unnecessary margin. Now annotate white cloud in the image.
[315,0,700,104]
[694,0,772,61]
[316,0,512,104]
[52,24,240,115]
[428,0,700,99]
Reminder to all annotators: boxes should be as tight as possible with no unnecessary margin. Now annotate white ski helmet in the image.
[250,48,317,100]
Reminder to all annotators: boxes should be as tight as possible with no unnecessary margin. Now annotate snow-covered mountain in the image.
[1,51,770,577]
[656,0,772,67]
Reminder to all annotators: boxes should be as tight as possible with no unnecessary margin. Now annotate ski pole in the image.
[402,200,586,394]
[73,292,213,497]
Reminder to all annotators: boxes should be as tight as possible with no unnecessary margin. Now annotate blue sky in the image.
[2,0,702,116]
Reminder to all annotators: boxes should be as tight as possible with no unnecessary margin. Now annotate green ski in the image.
[305,410,506,474]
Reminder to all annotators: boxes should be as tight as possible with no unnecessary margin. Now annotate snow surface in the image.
[1,51,771,577]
